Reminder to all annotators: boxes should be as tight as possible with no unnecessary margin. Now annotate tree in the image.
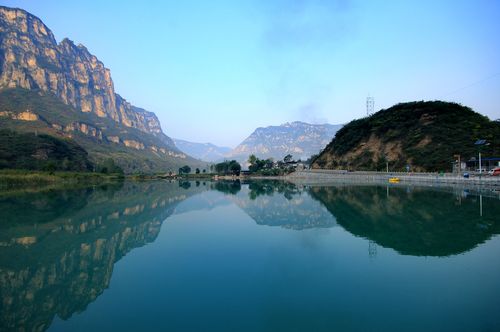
[229,160,241,175]
[248,154,257,167]
[98,158,124,175]
[214,160,241,175]
[44,161,56,174]
[195,168,200,174]
[178,165,191,174]
[284,154,293,163]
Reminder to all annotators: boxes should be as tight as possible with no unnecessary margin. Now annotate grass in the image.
[0,169,124,188]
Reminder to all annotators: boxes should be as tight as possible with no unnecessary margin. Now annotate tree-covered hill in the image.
[312,101,500,172]
[0,129,92,171]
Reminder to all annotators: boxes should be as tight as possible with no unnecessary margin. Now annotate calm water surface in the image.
[1,180,500,331]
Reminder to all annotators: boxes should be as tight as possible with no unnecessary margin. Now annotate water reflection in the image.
[0,181,499,331]
[230,180,337,229]
[0,181,207,331]
[308,185,500,256]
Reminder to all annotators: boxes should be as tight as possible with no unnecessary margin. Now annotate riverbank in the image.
[0,169,124,187]
[288,169,500,189]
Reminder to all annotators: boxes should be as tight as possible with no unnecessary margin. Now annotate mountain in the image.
[0,6,202,172]
[173,138,231,163]
[226,121,342,164]
[312,101,500,172]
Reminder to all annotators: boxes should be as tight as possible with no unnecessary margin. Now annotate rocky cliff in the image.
[0,6,168,141]
[0,6,208,172]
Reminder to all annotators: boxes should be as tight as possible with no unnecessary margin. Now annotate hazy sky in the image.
[4,0,500,147]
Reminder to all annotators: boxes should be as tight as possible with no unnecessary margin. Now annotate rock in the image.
[0,6,170,142]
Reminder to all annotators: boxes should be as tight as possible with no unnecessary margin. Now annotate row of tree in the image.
[175,153,309,176]
[177,161,242,176]
[246,154,301,175]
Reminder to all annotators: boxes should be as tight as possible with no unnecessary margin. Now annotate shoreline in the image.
[287,170,500,190]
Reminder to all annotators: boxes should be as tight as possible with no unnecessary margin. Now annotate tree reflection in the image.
[211,180,242,195]
[308,185,500,256]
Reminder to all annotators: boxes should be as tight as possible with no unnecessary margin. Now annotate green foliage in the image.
[178,165,191,174]
[316,101,500,171]
[195,168,200,174]
[0,129,93,171]
[248,154,273,173]
[283,154,293,163]
[97,158,124,175]
[214,160,241,175]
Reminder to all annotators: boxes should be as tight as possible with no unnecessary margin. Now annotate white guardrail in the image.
[288,169,500,186]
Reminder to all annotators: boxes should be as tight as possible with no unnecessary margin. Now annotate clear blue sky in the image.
[4,0,500,147]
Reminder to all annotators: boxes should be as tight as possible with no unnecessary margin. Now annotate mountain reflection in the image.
[308,185,500,256]
[214,180,500,256]
[230,180,337,229]
[0,181,207,331]
[1,181,499,331]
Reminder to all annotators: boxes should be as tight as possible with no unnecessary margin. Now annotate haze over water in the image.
[1,181,499,331]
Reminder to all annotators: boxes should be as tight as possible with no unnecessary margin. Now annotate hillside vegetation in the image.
[0,129,92,171]
[312,101,500,171]
[0,88,205,173]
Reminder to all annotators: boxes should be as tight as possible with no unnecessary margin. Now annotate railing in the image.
[288,169,500,186]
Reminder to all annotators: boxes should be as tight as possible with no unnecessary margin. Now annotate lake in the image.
[1,180,500,331]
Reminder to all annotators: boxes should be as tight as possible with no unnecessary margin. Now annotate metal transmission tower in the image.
[366,96,375,116]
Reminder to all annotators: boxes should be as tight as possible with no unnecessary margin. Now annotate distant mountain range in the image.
[225,121,342,164]
[174,122,342,165]
[173,138,231,163]
[0,6,204,172]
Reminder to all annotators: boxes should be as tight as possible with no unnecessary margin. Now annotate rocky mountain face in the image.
[0,6,167,139]
[226,121,342,163]
[0,6,198,172]
[173,138,231,163]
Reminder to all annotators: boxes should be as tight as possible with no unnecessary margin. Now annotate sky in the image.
[3,0,500,147]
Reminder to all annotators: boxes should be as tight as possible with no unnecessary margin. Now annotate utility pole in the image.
[479,151,482,174]
[475,139,489,178]
[454,154,461,175]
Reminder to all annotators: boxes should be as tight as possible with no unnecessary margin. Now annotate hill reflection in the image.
[308,185,500,256]
[0,181,207,331]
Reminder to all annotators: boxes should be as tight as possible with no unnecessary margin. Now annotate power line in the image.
[442,72,500,98]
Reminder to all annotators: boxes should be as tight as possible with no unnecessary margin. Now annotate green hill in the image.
[0,129,92,171]
[312,101,500,172]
